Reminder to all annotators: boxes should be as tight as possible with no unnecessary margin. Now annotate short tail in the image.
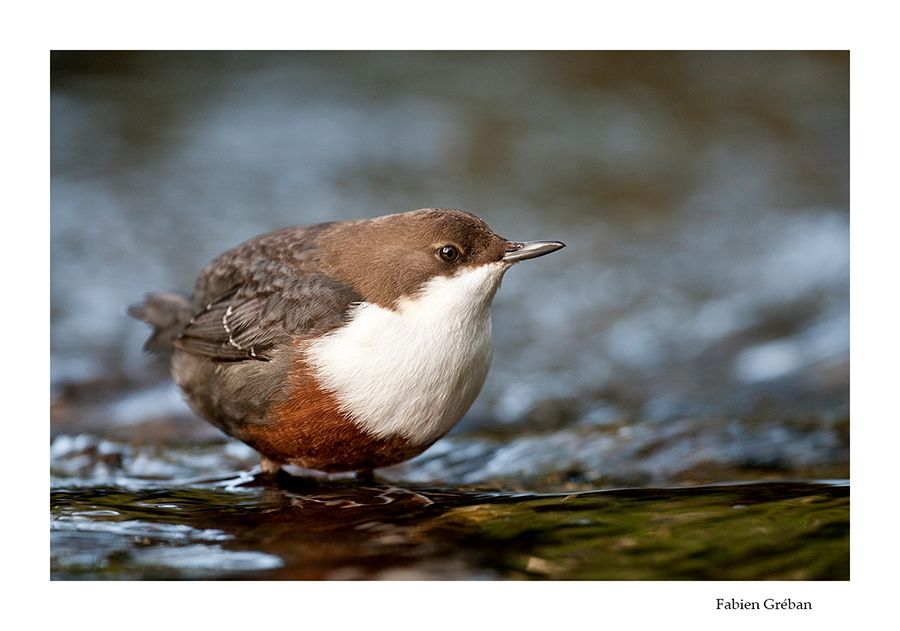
[127,292,193,354]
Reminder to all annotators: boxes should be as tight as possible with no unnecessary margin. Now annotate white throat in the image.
[306,261,509,444]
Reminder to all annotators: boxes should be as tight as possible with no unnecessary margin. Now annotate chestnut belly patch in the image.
[240,359,430,472]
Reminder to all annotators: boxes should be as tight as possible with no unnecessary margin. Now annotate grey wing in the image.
[174,274,360,362]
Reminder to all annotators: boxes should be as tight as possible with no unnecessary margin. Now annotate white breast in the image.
[306,261,509,444]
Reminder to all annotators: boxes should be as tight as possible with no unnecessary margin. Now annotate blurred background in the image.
[50,51,849,488]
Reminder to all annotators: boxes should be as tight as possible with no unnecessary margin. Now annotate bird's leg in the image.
[259,455,282,476]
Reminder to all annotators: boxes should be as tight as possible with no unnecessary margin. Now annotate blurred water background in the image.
[51,51,848,486]
[50,51,849,579]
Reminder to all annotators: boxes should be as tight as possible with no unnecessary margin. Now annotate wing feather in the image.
[171,224,359,362]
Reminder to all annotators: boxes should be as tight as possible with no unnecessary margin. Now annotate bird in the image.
[129,207,564,478]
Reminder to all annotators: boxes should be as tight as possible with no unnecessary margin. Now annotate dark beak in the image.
[503,240,566,262]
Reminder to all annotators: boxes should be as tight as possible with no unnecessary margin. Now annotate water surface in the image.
[52,475,848,580]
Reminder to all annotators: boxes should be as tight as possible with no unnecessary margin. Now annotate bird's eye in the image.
[439,245,460,262]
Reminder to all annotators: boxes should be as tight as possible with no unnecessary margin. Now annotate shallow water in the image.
[51,475,847,581]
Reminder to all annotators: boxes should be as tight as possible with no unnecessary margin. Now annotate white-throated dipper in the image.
[130,208,564,476]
